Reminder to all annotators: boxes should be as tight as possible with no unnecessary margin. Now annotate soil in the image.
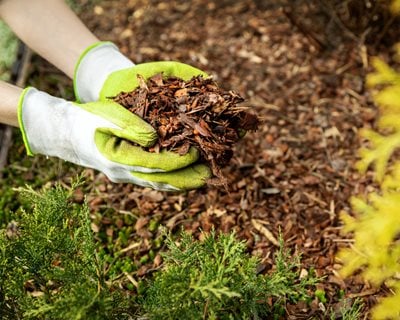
[27,0,400,317]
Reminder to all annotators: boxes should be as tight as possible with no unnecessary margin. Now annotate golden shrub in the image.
[339,31,400,319]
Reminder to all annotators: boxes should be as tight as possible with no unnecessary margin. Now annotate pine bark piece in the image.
[112,74,260,187]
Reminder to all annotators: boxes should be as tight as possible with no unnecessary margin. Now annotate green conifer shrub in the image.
[141,231,318,320]
[0,181,321,319]
[0,182,136,319]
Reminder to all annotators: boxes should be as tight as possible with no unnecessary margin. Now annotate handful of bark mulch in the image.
[112,73,259,187]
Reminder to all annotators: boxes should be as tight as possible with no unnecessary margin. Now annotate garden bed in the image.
[5,0,399,317]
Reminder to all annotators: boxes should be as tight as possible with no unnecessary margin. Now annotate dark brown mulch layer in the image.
[112,73,259,186]
[27,0,400,317]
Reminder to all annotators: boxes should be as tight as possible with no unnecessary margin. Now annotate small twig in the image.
[203,299,209,320]
[0,126,13,174]
[282,6,326,51]
[118,242,141,254]
[123,271,139,288]
[318,0,360,43]
[373,14,396,47]
[251,219,279,246]
[303,191,328,207]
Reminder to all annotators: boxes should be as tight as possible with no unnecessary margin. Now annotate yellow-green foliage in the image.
[356,56,400,181]
[391,0,400,13]
[338,42,400,319]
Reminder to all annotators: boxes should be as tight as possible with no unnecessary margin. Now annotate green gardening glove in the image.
[73,42,211,190]
[19,87,210,191]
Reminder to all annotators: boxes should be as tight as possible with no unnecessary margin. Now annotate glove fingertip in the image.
[133,129,158,147]
[130,163,211,191]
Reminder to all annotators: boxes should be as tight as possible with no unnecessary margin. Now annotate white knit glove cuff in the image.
[73,42,134,103]
[18,87,118,161]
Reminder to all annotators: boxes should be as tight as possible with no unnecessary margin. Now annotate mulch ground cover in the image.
[112,73,259,186]
[25,0,400,317]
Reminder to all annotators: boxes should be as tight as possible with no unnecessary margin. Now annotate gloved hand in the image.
[72,42,212,189]
[18,87,210,191]
[73,42,208,102]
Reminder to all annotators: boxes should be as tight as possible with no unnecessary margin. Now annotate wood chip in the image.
[251,219,279,246]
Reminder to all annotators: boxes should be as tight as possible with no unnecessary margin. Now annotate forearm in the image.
[0,0,99,78]
[0,81,21,127]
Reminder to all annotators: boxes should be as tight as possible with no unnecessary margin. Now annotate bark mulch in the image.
[112,73,259,187]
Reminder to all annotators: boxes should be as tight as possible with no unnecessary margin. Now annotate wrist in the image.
[0,81,22,127]
[73,42,134,103]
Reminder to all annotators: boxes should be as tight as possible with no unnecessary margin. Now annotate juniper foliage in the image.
[329,298,364,320]
[0,182,319,319]
[142,231,318,320]
[0,182,136,319]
